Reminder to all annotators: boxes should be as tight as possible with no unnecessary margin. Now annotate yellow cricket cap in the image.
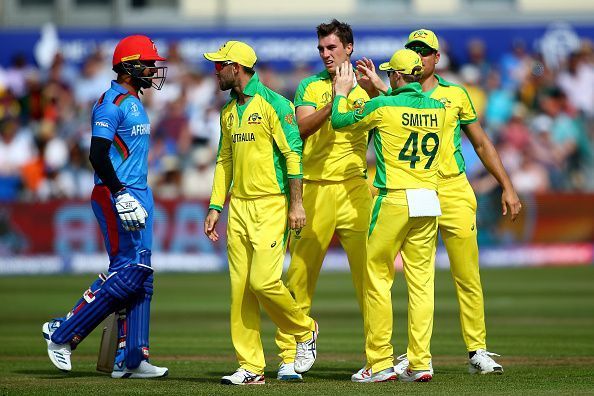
[405,29,439,51]
[203,40,257,68]
[379,49,424,76]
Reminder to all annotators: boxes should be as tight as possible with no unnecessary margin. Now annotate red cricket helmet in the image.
[112,35,166,67]
[112,35,167,91]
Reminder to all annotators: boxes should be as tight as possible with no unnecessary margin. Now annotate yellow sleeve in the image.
[331,95,380,132]
[209,113,233,211]
[459,86,478,124]
[270,101,303,178]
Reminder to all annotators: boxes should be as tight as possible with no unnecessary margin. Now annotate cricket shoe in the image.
[399,367,433,382]
[468,349,503,374]
[394,353,433,375]
[111,360,168,379]
[294,321,318,374]
[277,362,303,381]
[42,320,71,372]
[351,366,369,382]
[221,369,265,385]
[351,367,397,383]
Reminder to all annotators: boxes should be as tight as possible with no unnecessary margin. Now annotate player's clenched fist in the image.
[288,202,306,231]
[204,209,221,242]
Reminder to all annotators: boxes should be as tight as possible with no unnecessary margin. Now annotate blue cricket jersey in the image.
[91,81,151,190]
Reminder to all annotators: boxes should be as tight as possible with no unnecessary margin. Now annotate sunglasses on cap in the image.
[407,45,436,57]
[215,60,235,71]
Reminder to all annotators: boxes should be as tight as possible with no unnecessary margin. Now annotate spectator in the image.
[181,146,215,200]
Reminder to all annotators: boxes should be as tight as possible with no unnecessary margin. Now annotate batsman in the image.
[42,35,168,379]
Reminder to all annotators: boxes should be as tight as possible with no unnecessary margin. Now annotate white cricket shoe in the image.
[277,362,303,381]
[351,367,397,383]
[221,369,265,385]
[42,321,71,372]
[394,353,433,375]
[294,321,318,374]
[111,360,168,379]
[351,366,369,382]
[399,367,433,382]
[468,349,503,374]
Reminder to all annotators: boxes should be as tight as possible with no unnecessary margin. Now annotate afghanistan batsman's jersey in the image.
[332,82,445,191]
[91,81,151,190]
[209,73,303,212]
[423,74,478,179]
[294,70,370,182]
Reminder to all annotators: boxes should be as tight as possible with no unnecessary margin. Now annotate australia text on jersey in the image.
[232,132,256,143]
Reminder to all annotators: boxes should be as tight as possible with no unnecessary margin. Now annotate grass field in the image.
[1,266,594,395]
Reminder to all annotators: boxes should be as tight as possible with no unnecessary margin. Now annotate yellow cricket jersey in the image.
[424,74,478,178]
[331,82,445,191]
[294,70,370,181]
[209,73,303,211]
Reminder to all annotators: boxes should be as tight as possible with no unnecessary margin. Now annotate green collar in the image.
[390,82,423,96]
[230,72,261,99]
[318,69,331,80]
[434,74,454,87]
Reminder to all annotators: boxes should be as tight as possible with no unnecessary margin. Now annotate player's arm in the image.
[331,62,380,133]
[463,122,522,221]
[295,104,332,139]
[205,115,233,242]
[293,77,332,139]
[89,102,125,194]
[90,102,147,231]
[271,103,306,230]
[89,137,124,194]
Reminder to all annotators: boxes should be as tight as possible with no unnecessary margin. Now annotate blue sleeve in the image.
[92,102,123,141]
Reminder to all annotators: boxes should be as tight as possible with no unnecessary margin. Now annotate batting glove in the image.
[114,190,148,232]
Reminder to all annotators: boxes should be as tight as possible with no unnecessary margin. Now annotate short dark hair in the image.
[316,19,354,48]
[242,65,255,76]
[402,66,423,83]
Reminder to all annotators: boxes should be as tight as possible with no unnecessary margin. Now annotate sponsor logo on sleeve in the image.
[95,121,109,128]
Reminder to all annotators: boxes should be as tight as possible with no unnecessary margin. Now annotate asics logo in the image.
[271,241,277,248]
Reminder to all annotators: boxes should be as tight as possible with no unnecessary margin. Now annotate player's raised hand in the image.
[114,190,148,232]
[204,209,221,242]
[356,57,388,96]
[501,188,522,221]
[333,61,354,97]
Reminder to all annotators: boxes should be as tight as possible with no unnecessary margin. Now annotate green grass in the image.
[1,266,594,395]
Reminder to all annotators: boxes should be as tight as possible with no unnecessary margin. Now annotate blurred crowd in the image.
[0,38,593,203]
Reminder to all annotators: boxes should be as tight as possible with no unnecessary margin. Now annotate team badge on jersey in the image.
[353,98,366,116]
[247,113,262,124]
[321,91,332,105]
[438,97,452,108]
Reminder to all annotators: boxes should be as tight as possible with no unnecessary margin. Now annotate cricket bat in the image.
[96,312,119,373]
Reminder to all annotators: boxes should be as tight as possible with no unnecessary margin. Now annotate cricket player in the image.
[42,35,168,379]
[274,19,373,381]
[357,29,522,375]
[333,50,445,383]
[202,41,318,386]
